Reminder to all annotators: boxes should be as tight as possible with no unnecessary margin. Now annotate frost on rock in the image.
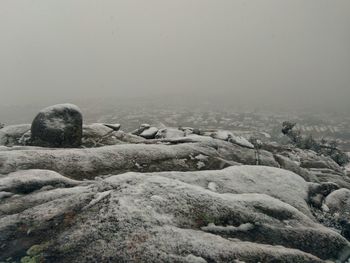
[201,222,255,233]
[228,135,255,149]
[103,123,121,131]
[0,124,31,146]
[155,127,185,139]
[0,169,349,262]
[141,166,312,217]
[210,130,233,141]
[325,188,350,217]
[140,126,159,139]
[0,140,279,179]
[81,123,138,147]
[0,169,81,194]
[83,123,114,138]
[1,106,350,262]
[207,182,217,192]
[30,103,83,148]
[210,130,254,149]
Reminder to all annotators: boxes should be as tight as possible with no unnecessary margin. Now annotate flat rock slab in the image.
[0,140,279,179]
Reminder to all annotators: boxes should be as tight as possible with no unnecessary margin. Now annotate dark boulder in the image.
[30,104,83,148]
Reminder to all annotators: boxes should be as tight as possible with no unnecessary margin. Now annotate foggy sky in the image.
[0,0,349,110]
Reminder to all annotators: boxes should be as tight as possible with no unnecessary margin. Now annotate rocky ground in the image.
[1,104,350,263]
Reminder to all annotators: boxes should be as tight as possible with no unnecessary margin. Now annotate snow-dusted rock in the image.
[299,151,343,173]
[31,104,83,147]
[83,123,113,138]
[209,130,254,149]
[179,126,201,136]
[0,169,81,194]
[144,166,313,217]
[274,154,318,182]
[0,169,349,262]
[18,130,32,145]
[309,168,350,189]
[261,142,293,153]
[228,135,255,149]
[324,188,350,240]
[210,130,233,141]
[308,182,339,208]
[1,121,350,261]
[140,126,159,139]
[0,124,31,146]
[325,188,350,216]
[0,140,280,179]
[155,128,184,139]
[82,123,118,147]
[82,124,145,147]
[131,123,151,135]
[103,123,121,131]
[259,143,349,188]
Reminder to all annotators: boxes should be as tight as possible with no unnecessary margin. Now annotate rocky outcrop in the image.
[309,168,350,189]
[325,188,350,216]
[30,104,83,147]
[82,123,145,147]
[210,130,254,149]
[103,123,121,131]
[323,188,350,240]
[0,124,31,146]
[1,167,349,262]
[0,139,280,180]
[1,104,350,262]
[274,154,318,182]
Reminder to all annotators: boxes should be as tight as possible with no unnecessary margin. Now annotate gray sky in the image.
[0,0,349,110]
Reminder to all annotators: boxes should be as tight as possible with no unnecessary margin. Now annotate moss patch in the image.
[20,243,48,263]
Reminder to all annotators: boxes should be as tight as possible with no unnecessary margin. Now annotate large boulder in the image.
[30,104,83,148]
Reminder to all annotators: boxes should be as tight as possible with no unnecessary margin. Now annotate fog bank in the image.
[0,0,349,112]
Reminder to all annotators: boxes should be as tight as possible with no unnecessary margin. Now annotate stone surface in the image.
[0,140,279,179]
[131,124,151,135]
[139,126,159,139]
[30,104,83,147]
[103,123,121,131]
[1,168,349,262]
[325,188,350,216]
[2,117,350,262]
[155,127,185,139]
[0,124,31,146]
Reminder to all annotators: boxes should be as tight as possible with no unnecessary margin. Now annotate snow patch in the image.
[208,182,217,192]
[201,222,255,232]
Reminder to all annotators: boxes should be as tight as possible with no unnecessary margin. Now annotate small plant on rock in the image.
[281,121,349,166]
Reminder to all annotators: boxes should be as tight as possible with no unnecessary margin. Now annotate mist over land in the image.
[0,0,349,117]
